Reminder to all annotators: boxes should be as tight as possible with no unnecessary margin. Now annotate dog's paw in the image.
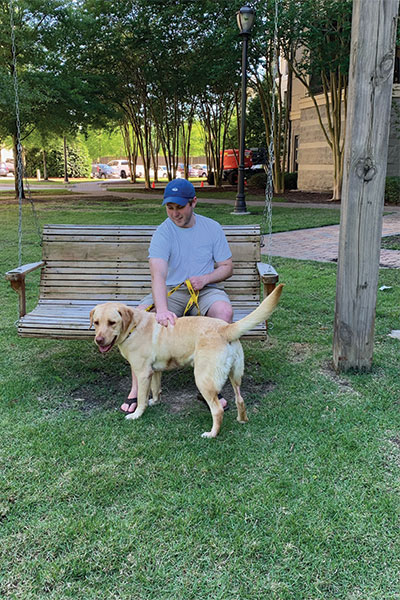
[125,411,142,421]
[237,417,249,424]
[148,396,160,406]
[201,431,217,439]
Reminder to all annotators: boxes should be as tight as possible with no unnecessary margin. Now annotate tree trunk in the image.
[332,0,399,372]
[13,135,25,200]
[63,136,69,183]
[42,149,48,180]
[121,122,135,183]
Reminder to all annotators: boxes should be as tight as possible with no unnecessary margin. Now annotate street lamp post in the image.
[233,5,255,214]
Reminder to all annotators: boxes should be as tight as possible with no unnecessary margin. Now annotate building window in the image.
[293,135,299,173]
[394,46,400,84]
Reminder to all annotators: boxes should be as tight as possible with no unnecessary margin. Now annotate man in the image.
[120,178,233,414]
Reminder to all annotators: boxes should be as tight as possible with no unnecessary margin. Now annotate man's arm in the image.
[189,257,233,291]
[149,257,177,327]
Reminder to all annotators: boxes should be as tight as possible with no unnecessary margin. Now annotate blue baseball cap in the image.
[162,178,196,206]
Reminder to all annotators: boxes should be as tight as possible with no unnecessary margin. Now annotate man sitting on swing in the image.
[120,178,233,414]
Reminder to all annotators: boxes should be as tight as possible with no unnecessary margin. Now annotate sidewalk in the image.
[262,211,400,268]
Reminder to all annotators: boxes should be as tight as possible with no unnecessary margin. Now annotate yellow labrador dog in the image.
[90,284,283,438]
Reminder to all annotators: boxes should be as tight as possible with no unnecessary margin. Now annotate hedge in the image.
[385,177,400,205]
[25,141,91,178]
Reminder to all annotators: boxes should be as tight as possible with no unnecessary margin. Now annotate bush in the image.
[247,171,298,191]
[284,172,298,190]
[247,172,266,189]
[385,177,400,204]
[25,140,91,178]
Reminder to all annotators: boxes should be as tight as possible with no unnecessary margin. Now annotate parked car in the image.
[5,158,14,174]
[91,163,114,179]
[135,165,145,178]
[107,159,131,179]
[175,164,207,178]
[191,164,208,177]
[175,163,185,178]
[0,162,9,177]
[157,166,168,178]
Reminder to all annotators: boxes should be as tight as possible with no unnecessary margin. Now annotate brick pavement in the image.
[262,210,400,268]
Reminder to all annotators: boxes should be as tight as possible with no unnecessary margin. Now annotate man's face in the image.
[165,198,197,228]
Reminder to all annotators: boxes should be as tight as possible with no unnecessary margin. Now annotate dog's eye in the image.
[94,320,99,326]
[108,320,116,326]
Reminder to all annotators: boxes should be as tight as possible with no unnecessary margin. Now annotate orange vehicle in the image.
[206,148,265,185]
[222,148,252,170]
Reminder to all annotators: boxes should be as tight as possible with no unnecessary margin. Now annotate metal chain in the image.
[262,0,279,266]
[9,0,42,268]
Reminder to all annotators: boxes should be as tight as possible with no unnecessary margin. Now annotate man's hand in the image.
[188,275,208,291]
[155,310,177,327]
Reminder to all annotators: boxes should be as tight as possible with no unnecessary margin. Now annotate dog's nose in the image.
[95,335,105,345]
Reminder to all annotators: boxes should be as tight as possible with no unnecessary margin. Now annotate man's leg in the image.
[206,300,233,323]
[120,303,148,413]
[120,363,139,413]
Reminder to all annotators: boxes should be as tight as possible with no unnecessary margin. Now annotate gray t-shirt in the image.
[148,213,232,286]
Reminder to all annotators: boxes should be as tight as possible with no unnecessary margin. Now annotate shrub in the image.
[284,172,298,190]
[247,172,266,189]
[385,177,400,205]
[25,141,91,178]
[247,171,299,191]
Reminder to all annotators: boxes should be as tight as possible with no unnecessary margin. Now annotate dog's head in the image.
[89,302,135,354]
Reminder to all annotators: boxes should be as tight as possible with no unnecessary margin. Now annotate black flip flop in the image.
[120,398,137,414]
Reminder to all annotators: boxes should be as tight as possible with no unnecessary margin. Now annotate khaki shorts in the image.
[140,285,231,317]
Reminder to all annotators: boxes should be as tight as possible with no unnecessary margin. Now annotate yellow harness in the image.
[145,279,200,316]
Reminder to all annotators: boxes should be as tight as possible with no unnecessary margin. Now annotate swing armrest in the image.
[257,262,279,297]
[6,261,45,279]
[5,261,45,318]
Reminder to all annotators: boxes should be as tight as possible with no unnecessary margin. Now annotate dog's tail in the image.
[224,283,284,342]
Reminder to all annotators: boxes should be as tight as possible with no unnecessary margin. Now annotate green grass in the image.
[1,195,399,599]
[0,189,80,197]
[381,234,400,250]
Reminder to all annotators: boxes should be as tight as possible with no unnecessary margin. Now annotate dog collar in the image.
[120,323,136,345]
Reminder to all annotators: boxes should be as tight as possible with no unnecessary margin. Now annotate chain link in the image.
[9,0,42,268]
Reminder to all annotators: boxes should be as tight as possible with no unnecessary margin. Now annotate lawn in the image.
[0,189,79,197]
[1,194,399,599]
[381,234,400,251]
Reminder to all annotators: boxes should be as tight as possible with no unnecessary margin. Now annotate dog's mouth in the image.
[96,336,117,354]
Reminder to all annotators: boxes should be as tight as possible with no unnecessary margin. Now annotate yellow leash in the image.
[145,279,200,316]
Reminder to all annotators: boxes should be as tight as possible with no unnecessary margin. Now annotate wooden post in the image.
[333,0,399,372]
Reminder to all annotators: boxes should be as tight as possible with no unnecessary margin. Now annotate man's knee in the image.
[206,301,233,323]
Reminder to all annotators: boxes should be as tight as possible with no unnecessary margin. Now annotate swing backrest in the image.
[40,224,263,305]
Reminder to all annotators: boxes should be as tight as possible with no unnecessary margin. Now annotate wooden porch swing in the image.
[5,224,279,340]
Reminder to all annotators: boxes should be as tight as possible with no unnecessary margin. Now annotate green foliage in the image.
[247,171,267,189]
[82,128,126,162]
[385,177,400,205]
[284,172,298,190]
[25,141,91,178]
[246,94,267,148]
[247,171,298,191]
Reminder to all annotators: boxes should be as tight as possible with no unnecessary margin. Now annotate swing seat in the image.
[5,224,278,340]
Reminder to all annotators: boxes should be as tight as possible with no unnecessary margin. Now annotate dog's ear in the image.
[89,307,96,329]
[118,305,135,333]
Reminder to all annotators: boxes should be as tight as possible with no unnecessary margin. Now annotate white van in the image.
[107,160,131,179]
